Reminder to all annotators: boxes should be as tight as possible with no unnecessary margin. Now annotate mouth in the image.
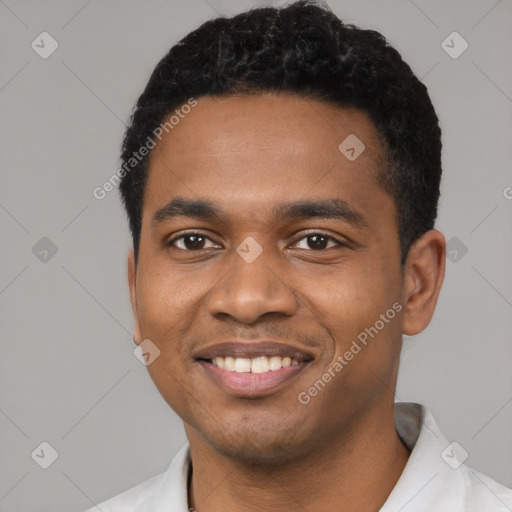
[194,341,315,397]
[205,355,301,373]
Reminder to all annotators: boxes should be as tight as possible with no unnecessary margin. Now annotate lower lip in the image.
[198,360,310,397]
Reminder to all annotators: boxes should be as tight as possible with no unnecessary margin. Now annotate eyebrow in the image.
[152,197,369,230]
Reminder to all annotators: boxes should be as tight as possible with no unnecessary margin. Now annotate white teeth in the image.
[234,358,251,372]
[224,356,236,371]
[251,356,269,373]
[209,355,300,373]
[268,356,282,370]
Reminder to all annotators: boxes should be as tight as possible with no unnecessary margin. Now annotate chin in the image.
[213,440,301,466]
[201,421,312,466]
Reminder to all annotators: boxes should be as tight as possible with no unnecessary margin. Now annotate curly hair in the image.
[119,0,442,266]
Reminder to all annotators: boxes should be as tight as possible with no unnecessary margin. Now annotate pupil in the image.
[185,235,205,249]
[308,235,327,249]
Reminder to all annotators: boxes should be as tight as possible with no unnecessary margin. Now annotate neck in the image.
[186,402,410,512]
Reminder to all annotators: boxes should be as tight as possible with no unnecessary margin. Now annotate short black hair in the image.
[119,0,442,265]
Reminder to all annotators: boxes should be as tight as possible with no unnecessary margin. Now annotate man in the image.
[86,1,512,510]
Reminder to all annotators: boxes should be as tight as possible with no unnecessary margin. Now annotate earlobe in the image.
[127,249,143,345]
[401,230,446,336]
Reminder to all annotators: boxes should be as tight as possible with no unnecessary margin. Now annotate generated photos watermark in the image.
[298,301,403,405]
[93,97,198,200]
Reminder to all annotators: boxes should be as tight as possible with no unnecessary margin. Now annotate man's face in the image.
[129,94,407,462]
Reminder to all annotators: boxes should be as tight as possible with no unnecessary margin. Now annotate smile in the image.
[208,355,300,373]
[194,340,315,396]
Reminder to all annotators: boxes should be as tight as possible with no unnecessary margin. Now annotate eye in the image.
[167,231,345,252]
[168,232,220,251]
[291,232,345,250]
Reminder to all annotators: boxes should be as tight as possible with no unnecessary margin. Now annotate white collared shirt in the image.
[84,402,512,511]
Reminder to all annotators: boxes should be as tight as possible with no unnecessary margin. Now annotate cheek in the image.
[136,267,201,332]
[306,262,402,360]
[305,267,380,327]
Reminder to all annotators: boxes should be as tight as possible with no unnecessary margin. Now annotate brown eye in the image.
[306,234,329,250]
[292,233,344,251]
[169,233,217,251]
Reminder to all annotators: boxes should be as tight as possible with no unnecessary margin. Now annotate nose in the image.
[206,246,298,324]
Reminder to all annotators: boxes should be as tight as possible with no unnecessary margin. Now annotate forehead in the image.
[143,93,391,227]
[148,93,385,165]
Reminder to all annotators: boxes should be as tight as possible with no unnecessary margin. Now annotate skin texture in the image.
[127,93,446,512]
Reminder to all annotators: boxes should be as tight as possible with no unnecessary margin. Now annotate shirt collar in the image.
[381,402,466,511]
[152,443,191,511]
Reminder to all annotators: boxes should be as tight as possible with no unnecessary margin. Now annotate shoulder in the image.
[462,466,512,511]
[82,471,165,512]
[81,444,191,512]
[390,403,512,511]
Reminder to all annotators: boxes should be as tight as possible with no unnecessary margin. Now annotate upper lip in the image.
[194,341,315,363]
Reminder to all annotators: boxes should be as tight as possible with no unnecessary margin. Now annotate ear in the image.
[402,229,446,336]
[128,248,143,345]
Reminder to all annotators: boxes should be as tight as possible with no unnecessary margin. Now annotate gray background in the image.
[1,0,511,510]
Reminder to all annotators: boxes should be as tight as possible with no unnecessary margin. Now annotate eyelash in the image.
[167,231,346,251]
